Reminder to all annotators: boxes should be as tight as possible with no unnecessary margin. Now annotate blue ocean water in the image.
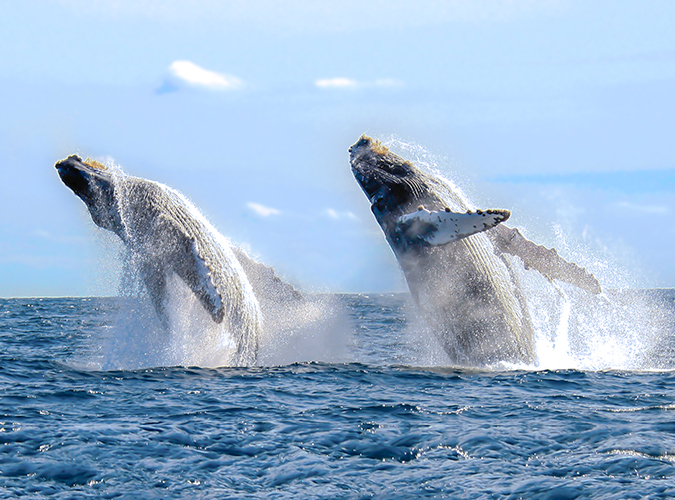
[2,293,675,499]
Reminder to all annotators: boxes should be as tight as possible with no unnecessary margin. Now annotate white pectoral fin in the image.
[397,206,510,245]
[139,260,170,330]
[168,230,226,324]
[491,224,602,294]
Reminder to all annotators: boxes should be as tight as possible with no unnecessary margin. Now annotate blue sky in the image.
[1,0,675,296]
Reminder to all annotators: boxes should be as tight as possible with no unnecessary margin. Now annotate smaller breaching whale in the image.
[55,155,262,365]
[350,135,601,366]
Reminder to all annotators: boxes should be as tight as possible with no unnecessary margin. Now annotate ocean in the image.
[2,292,675,499]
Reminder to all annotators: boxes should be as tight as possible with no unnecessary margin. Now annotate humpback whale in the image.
[55,155,263,365]
[349,135,601,366]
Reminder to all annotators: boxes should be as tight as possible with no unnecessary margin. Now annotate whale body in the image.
[349,135,601,366]
[55,155,263,365]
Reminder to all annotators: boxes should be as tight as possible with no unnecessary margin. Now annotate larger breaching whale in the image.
[55,155,267,365]
[349,135,601,366]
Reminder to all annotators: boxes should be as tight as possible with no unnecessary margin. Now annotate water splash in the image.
[84,160,349,371]
[384,138,675,371]
[76,147,673,372]
[513,258,673,371]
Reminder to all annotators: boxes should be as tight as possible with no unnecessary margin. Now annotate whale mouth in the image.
[56,153,128,238]
[369,193,386,208]
[55,155,113,190]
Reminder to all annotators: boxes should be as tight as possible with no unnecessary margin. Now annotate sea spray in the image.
[79,160,350,370]
[75,160,263,369]
[511,257,673,370]
[383,137,675,371]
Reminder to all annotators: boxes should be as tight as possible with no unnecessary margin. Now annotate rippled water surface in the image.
[2,294,675,499]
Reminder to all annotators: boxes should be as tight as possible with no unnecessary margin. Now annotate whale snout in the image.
[55,154,114,206]
[55,155,112,192]
[55,154,83,168]
[55,154,121,233]
[349,135,376,163]
[55,155,92,196]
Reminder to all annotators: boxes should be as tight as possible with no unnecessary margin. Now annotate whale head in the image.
[55,155,123,234]
[349,135,439,226]
[350,135,511,250]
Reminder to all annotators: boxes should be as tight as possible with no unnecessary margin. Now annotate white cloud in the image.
[315,77,359,89]
[315,77,404,90]
[247,202,281,217]
[166,60,243,91]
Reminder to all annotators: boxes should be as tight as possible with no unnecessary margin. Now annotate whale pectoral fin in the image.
[396,207,510,245]
[491,224,602,294]
[138,260,170,330]
[231,247,304,304]
[165,229,226,324]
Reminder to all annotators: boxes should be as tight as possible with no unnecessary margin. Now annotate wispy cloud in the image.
[323,208,358,220]
[613,201,670,215]
[247,202,281,217]
[315,77,359,89]
[372,78,405,88]
[315,77,403,89]
[159,60,243,93]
